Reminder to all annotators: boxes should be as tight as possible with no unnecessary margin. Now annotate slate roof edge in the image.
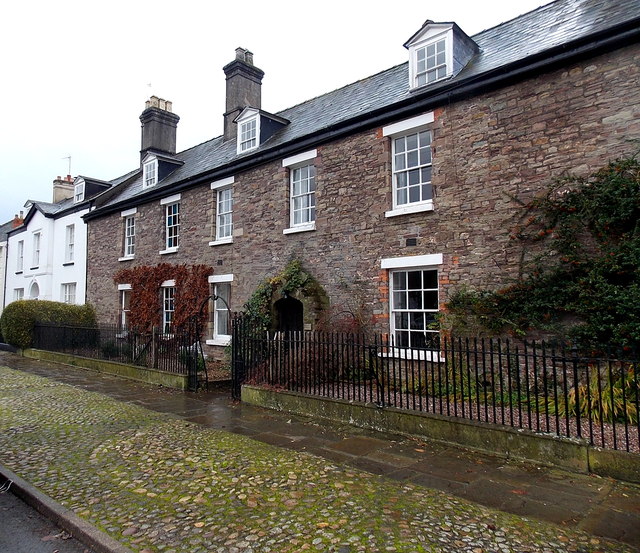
[85,17,640,222]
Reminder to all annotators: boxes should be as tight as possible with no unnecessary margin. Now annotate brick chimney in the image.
[223,48,264,141]
[12,211,24,228]
[53,175,74,203]
[140,96,180,160]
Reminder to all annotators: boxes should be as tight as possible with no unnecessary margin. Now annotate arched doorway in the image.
[29,281,40,300]
[274,295,303,332]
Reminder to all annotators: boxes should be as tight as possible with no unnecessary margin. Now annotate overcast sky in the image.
[0,0,551,225]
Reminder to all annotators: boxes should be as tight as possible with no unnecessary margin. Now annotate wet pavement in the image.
[1,350,639,551]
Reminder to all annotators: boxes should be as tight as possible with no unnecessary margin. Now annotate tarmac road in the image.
[0,488,93,553]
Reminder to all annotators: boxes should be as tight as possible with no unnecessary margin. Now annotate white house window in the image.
[393,130,432,208]
[162,286,175,334]
[282,149,317,235]
[390,268,439,349]
[214,283,231,340]
[143,159,158,188]
[65,224,75,263]
[216,187,233,240]
[14,288,24,301]
[119,286,131,328]
[206,274,233,346]
[17,240,24,272]
[124,216,135,257]
[239,118,257,152]
[74,181,85,203]
[165,202,179,249]
[291,164,316,227]
[61,282,76,304]
[32,232,41,267]
[415,38,447,86]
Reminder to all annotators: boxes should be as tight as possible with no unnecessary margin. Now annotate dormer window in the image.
[416,38,447,86]
[74,179,85,203]
[405,22,478,91]
[239,116,258,153]
[143,158,158,189]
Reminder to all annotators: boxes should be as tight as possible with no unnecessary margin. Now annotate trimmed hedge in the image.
[0,300,97,349]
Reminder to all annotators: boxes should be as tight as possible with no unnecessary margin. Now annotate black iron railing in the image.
[232,317,640,452]
[32,323,205,390]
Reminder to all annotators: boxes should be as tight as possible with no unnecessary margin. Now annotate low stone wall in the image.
[242,385,640,484]
[23,349,189,390]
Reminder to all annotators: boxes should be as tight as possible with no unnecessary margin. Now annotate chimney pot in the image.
[140,96,180,160]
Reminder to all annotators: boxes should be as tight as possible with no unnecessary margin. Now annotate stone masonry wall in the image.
[86,44,640,350]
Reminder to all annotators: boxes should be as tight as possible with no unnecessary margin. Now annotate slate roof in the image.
[90,0,640,216]
[0,221,14,242]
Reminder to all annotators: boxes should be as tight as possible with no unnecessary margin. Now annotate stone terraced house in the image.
[84,0,640,358]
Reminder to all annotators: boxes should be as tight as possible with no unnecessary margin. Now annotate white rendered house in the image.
[4,176,112,307]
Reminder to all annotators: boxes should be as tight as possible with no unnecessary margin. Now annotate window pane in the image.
[421,183,433,201]
[406,133,418,151]
[407,150,419,168]
[408,169,420,185]
[394,153,406,171]
[393,272,406,289]
[395,312,408,330]
[407,271,422,289]
[408,290,422,309]
[423,270,438,289]
[396,331,409,348]
[410,312,424,330]
[409,186,420,203]
[423,290,438,310]
[394,137,406,153]
[392,291,406,309]
[396,187,408,206]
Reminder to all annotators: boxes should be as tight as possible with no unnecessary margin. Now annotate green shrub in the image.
[0,300,96,349]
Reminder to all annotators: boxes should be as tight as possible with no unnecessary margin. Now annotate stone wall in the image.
[86,44,640,349]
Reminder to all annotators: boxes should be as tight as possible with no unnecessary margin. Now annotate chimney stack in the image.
[12,212,24,228]
[53,174,74,203]
[140,96,180,160]
[223,48,264,141]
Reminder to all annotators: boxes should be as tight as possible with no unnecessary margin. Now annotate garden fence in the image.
[232,316,640,453]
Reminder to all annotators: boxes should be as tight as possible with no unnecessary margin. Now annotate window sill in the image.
[159,247,178,255]
[63,261,74,266]
[385,202,434,218]
[209,237,233,247]
[15,271,23,275]
[283,222,316,235]
[30,266,39,270]
[118,255,135,262]
[206,337,232,347]
[379,347,445,363]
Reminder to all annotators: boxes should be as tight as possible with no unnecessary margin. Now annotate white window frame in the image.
[282,149,317,235]
[32,232,41,268]
[383,113,435,218]
[61,282,77,304]
[210,177,235,246]
[143,158,158,189]
[64,224,74,263]
[118,283,132,329]
[162,282,176,335]
[14,288,24,301]
[159,195,180,254]
[381,254,443,361]
[238,117,258,153]
[16,240,24,272]
[118,208,137,261]
[407,26,454,90]
[74,179,85,203]
[206,274,233,346]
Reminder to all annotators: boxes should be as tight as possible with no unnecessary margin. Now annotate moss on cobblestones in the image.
[0,366,633,553]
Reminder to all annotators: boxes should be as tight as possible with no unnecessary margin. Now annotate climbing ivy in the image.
[444,155,640,351]
[114,264,212,332]
[244,259,318,330]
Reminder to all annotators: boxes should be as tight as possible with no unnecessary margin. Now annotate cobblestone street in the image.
[0,358,638,552]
